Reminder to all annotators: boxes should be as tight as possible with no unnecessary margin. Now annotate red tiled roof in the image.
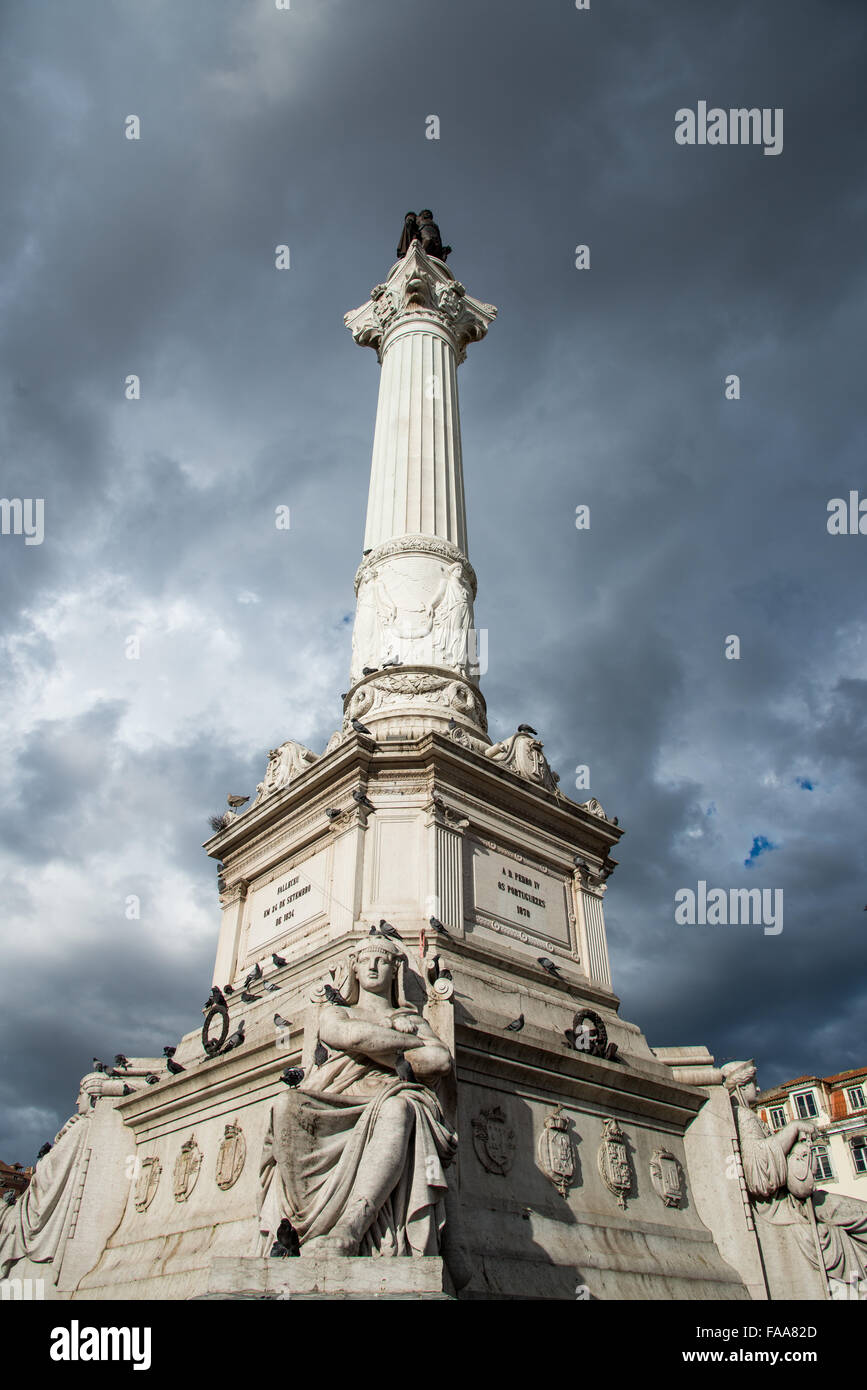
[824,1067,867,1085]
[757,1066,867,1102]
[757,1076,820,1099]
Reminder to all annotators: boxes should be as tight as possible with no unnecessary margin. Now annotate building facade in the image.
[758,1067,867,1202]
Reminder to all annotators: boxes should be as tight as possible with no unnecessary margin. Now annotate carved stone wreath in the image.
[202,1005,230,1057]
[568,1008,608,1056]
[375,672,449,696]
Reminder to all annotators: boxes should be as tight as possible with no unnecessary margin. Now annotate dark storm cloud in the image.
[1,0,865,1159]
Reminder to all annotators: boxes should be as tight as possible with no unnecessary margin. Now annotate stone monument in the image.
[3,218,862,1300]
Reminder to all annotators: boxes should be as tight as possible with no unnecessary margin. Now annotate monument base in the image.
[201,1254,455,1300]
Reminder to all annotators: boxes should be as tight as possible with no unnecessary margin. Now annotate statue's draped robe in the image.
[736,1105,867,1284]
[0,1114,89,1278]
[258,1021,457,1257]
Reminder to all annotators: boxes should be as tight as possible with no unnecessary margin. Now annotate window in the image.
[769,1106,787,1131]
[852,1140,867,1176]
[846,1085,865,1112]
[794,1090,818,1120]
[812,1145,834,1181]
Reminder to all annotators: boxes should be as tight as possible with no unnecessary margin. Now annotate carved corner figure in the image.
[253,739,318,806]
[258,933,466,1275]
[484,729,561,794]
[0,1069,147,1279]
[723,1061,867,1297]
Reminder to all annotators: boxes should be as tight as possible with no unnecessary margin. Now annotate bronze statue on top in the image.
[397,210,451,262]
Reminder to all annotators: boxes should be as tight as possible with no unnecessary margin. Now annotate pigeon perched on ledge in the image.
[270,1218,300,1258]
[223,1020,246,1051]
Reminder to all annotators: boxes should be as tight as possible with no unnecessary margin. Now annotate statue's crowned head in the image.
[348,932,408,1006]
[722,1060,758,1106]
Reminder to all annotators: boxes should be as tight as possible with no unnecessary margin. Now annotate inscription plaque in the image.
[470,843,571,945]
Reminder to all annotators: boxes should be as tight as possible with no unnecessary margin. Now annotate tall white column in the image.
[341,244,497,741]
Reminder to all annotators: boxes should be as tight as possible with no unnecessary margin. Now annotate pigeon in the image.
[313,1041,329,1066]
[227,794,249,808]
[273,1012,291,1030]
[166,1057,185,1075]
[378,920,403,940]
[361,667,378,676]
[340,694,348,702]
[517,724,538,735]
[447,718,458,730]
[163,1046,176,1058]
[612,818,619,827]
[206,986,227,1010]
[122,1083,133,1096]
[114,1054,130,1070]
[270,1218,300,1259]
[92,1058,106,1073]
[223,1020,246,1051]
[382,657,402,667]
[505,1014,525,1032]
[145,1073,160,1085]
[223,983,235,996]
[245,962,263,983]
[394,1052,417,1083]
[323,984,348,1006]
[240,990,260,1004]
[352,789,376,811]
[573,855,588,870]
[325,808,342,822]
[537,956,563,978]
[362,549,372,556]
[37,1142,52,1159]
[265,983,280,993]
[351,718,374,736]
[429,915,452,937]
[280,1067,305,1088]
[272,952,287,968]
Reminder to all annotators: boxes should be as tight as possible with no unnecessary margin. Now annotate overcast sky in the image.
[1,0,865,1160]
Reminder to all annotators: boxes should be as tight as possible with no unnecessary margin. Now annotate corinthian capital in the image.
[344,242,497,362]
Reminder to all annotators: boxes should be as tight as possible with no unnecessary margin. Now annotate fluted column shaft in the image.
[364,314,467,553]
